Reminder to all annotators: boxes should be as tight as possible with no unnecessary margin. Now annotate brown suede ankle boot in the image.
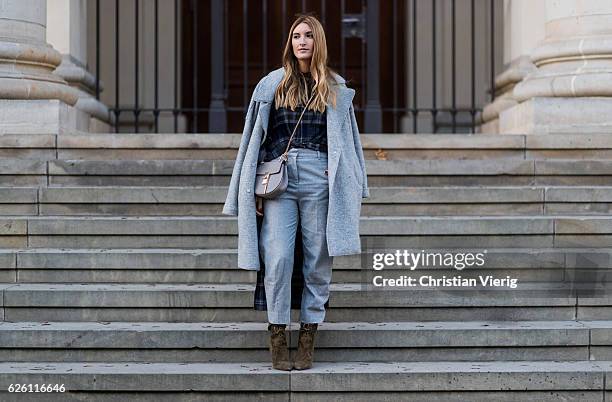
[268,323,292,371]
[292,322,318,370]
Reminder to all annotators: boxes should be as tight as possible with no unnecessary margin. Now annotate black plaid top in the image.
[259,72,327,162]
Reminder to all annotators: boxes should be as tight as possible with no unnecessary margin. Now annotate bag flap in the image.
[256,159,285,175]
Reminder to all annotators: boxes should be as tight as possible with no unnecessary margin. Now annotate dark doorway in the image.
[180,0,407,133]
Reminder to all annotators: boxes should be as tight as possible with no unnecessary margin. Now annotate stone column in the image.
[500,0,612,134]
[47,0,111,131]
[0,0,81,133]
[480,0,544,133]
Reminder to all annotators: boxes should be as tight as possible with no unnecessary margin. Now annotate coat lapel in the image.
[257,102,272,146]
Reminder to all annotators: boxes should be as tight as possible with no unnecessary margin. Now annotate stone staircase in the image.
[1,133,612,401]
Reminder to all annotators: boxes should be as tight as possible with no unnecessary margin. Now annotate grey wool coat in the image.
[222,66,370,277]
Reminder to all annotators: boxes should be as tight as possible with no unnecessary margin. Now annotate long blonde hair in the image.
[274,14,340,112]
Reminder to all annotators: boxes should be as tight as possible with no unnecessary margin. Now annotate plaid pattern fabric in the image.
[259,76,327,162]
[254,204,330,311]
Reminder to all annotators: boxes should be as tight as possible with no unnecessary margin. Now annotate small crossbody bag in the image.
[254,90,316,199]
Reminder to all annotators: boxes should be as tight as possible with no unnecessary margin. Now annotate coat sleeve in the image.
[222,85,261,216]
[349,103,370,198]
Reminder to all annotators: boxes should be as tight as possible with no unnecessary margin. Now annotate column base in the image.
[0,99,88,134]
[89,116,112,133]
[54,55,112,125]
[499,97,612,134]
[479,119,499,134]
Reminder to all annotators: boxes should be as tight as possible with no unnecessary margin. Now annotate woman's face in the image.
[292,22,314,62]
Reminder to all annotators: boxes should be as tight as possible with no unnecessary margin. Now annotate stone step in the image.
[0,215,608,248]
[1,320,608,363]
[0,282,602,322]
[0,157,589,187]
[38,158,612,186]
[2,247,609,284]
[0,134,55,160]
[0,360,609,401]
[0,159,46,186]
[0,187,38,215]
[0,215,605,248]
[27,185,612,215]
[6,185,612,216]
[4,132,610,161]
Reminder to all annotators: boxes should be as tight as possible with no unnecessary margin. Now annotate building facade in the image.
[0,0,610,135]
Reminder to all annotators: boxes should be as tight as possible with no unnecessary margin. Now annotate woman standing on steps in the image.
[222,13,369,371]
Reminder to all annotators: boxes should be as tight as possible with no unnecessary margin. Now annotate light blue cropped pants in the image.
[258,147,333,325]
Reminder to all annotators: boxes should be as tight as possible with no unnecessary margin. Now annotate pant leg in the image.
[294,150,333,324]
[259,159,299,325]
